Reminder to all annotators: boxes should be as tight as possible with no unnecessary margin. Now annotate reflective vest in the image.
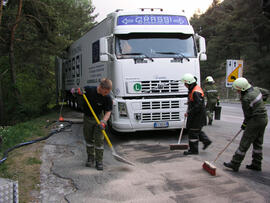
[189,85,204,102]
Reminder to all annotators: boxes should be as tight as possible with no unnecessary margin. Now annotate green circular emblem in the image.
[133,83,141,91]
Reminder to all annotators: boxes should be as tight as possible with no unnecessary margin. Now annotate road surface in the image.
[39,103,270,202]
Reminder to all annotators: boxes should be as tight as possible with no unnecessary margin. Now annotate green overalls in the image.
[231,87,268,169]
[83,114,104,162]
[204,82,219,124]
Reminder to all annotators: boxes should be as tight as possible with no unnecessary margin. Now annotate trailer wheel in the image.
[71,98,75,109]
[66,98,70,107]
[74,99,78,110]
[68,97,74,108]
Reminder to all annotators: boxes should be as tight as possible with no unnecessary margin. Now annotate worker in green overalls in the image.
[203,76,219,125]
[224,77,268,172]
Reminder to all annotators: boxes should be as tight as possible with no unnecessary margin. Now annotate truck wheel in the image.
[108,123,125,137]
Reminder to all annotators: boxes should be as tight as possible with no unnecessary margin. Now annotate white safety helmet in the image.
[232,77,251,91]
[181,73,196,84]
[206,76,214,83]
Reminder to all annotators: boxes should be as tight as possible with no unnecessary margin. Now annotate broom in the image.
[169,117,189,150]
[202,129,242,176]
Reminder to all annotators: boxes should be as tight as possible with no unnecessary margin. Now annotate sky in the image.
[91,0,216,22]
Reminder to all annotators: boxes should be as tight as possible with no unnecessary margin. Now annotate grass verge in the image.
[0,110,59,203]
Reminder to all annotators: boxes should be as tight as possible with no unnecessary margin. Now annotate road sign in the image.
[226,60,243,87]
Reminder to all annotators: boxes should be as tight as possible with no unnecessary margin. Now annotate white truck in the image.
[56,8,207,132]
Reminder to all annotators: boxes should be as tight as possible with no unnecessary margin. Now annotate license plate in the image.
[154,121,169,128]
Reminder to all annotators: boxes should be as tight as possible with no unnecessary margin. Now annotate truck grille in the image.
[141,112,180,121]
[141,80,184,93]
[142,100,180,109]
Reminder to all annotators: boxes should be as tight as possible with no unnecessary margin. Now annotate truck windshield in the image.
[115,33,197,59]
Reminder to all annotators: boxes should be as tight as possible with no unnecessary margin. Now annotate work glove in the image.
[77,88,85,95]
[70,88,76,94]
[241,122,247,130]
[99,120,107,130]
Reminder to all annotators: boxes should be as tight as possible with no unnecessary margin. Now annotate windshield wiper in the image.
[155,51,190,62]
[121,53,154,62]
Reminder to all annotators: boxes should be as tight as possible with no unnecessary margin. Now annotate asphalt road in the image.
[39,103,270,202]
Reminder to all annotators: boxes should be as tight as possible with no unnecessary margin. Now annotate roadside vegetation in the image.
[190,0,270,98]
[0,110,59,202]
[0,0,97,125]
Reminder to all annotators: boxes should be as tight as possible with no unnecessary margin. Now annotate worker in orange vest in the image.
[181,73,212,155]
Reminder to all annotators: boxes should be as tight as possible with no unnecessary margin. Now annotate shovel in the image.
[169,117,189,150]
[82,93,134,166]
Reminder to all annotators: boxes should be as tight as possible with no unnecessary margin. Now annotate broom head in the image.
[169,143,189,150]
[202,161,216,176]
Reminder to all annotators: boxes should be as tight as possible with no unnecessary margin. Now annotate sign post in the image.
[226,59,243,87]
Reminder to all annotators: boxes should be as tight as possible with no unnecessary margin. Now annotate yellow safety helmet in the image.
[232,77,251,91]
[181,73,196,84]
[205,76,214,83]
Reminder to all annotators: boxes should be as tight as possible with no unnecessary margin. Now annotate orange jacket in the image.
[188,85,204,102]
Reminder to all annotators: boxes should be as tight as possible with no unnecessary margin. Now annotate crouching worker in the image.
[78,78,113,170]
[224,77,268,172]
[181,73,212,155]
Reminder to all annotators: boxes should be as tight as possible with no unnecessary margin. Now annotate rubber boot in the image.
[203,140,212,150]
[85,156,94,167]
[199,131,212,150]
[223,162,239,172]
[183,150,198,155]
[96,161,103,171]
[184,141,198,155]
[246,164,261,171]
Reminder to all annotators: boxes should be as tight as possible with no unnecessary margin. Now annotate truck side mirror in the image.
[199,36,206,53]
[198,35,207,61]
[100,37,109,61]
[200,53,207,61]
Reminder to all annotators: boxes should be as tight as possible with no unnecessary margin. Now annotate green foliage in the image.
[0,119,45,155]
[0,111,59,203]
[190,0,270,94]
[0,0,96,124]
[16,71,55,117]
[0,163,10,178]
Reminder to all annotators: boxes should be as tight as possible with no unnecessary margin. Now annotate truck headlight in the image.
[118,102,128,117]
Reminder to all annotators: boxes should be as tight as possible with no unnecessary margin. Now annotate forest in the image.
[0,0,269,125]
[191,0,270,96]
[0,0,97,125]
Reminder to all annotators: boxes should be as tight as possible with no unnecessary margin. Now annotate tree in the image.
[8,0,23,106]
[0,0,96,124]
[190,0,270,94]
[0,0,3,25]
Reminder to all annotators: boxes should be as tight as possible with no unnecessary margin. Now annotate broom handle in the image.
[83,93,113,149]
[177,116,187,144]
[213,129,242,163]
